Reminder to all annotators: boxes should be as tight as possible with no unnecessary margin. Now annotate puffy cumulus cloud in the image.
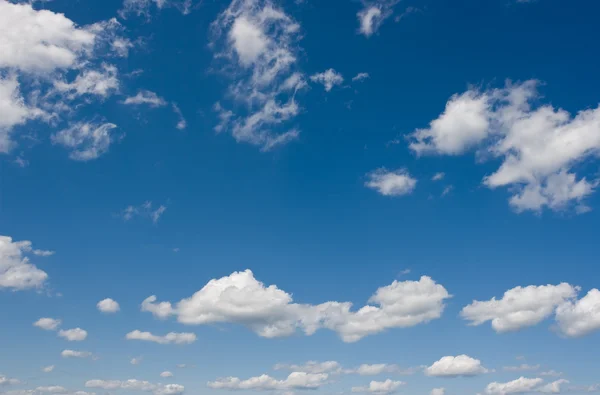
[483,377,569,395]
[97,298,120,313]
[310,69,344,92]
[430,388,445,395]
[58,328,88,341]
[0,1,96,73]
[210,0,307,151]
[0,374,20,386]
[460,283,579,333]
[357,1,400,37]
[424,355,489,377]
[365,168,417,196]
[120,201,168,224]
[555,288,600,337]
[85,379,184,395]
[51,121,118,161]
[207,372,328,391]
[0,236,51,291]
[141,269,451,342]
[409,80,600,212]
[61,350,92,358]
[123,91,167,107]
[125,330,197,345]
[34,318,61,331]
[53,64,119,99]
[274,361,342,375]
[351,379,405,394]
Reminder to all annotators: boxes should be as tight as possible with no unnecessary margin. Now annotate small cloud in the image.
[172,103,187,130]
[131,357,142,365]
[365,168,417,196]
[42,365,55,373]
[432,172,445,181]
[441,186,453,197]
[120,201,167,223]
[310,69,344,92]
[352,72,370,82]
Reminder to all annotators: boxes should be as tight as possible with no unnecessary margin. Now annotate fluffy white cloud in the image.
[365,168,417,196]
[0,1,96,73]
[351,379,405,394]
[410,80,600,212]
[34,318,61,331]
[310,69,344,92]
[555,288,600,337]
[357,1,400,37]
[0,76,42,153]
[1,236,50,291]
[352,72,370,82]
[125,330,197,345]
[58,328,88,341]
[86,379,184,395]
[34,386,68,394]
[208,372,328,391]
[160,371,173,378]
[0,375,20,386]
[61,350,92,358]
[274,361,342,375]
[461,283,579,332]
[42,365,55,373]
[51,121,118,161]
[484,377,556,395]
[141,269,450,342]
[431,388,445,395]
[425,355,489,377]
[210,0,306,150]
[537,380,569,393]
[54,64,119,99]
[97,298,120,313]
[123,90,167,107]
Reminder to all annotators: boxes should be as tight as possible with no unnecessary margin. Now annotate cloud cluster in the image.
[0,236,51,291]
[141,269,451,342]
[208,372,328,391]
[210,0,307,151]
[409,80,600,212]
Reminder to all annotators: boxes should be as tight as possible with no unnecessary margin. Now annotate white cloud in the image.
[125,330,197,345]
[121,201,167,223]
[210,0,306,150]
[410,80,600,212]
[425,355,489,377]
[365,168,417,196]
[51,121,118,161]
[58,328,88,341]
[504,364,541,372]
[274,361,342,375]
[121,0,192,17]
[310,69,344,92]
[97,298,120,313]
[171,103,187,130]
[208,372,328,391]
[432,172,445,181]
[537,380,569,393]
[34,318,61,331]
[352,72,370,82]
[1,236,50,291]
[0,76,41,153]
[141,269,451,342]
[42,365,55,373]
[0,375,20,386]
[482,377,569,395]
[351,364,415,376]
[34,386,68,393]
[555,288,600,337]
[61,350,92,358]
[131,357,142,365]
[0,1,96,73]
[54,64,119,99]
[351,379,405,394]
[124,90,167,107]
[357,1,400,37]
[160,371,173,378]
[86,379,184,395]
[461,283,579,332]
[431,388,445,395]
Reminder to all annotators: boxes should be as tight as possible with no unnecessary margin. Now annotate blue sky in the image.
[1,0,600,395]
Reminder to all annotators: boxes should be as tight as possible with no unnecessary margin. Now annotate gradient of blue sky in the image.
[1,0,600,395]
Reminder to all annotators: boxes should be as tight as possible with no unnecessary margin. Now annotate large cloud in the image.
[0,235,51,291]
[555,288,600,337]
[409,80,600,212]
[141,269,451,342]
[210,0,307,150]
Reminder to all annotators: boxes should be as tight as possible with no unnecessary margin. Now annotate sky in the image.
[1,0,600,394]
